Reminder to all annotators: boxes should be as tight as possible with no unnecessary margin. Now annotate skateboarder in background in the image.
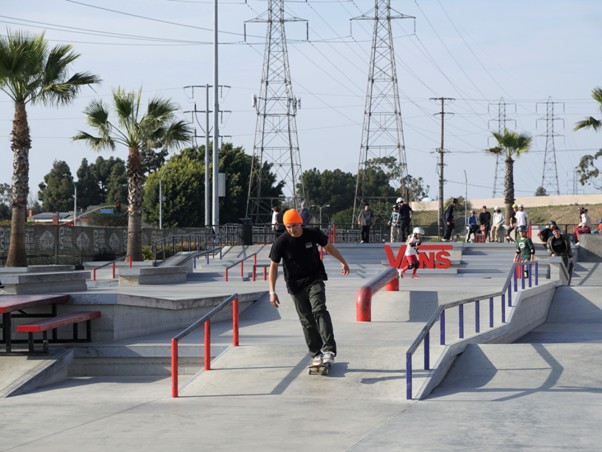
[268,209,350,368]
[514,225,535,277]
[398,227,424,279]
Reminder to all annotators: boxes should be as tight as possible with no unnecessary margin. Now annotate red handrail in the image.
[91,255,132,281]
[171,293,239,398]
[356,267,400,322]
[224,253,258,282]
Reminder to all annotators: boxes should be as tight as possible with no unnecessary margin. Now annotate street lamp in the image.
[159,169,170,230]
[311,204,330,226]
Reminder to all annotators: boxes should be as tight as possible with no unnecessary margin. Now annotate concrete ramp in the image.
[430,343,602,401]
[181,344,407,401]
[0,349,73,397]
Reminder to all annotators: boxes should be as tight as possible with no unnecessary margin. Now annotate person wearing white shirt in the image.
[515,204,528,227]
[490,206,505,242]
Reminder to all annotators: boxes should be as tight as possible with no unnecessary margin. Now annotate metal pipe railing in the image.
[171,293,239,398]
[224,253,258,282]
[356,267,400,322]
[91,255,132,281]
[405,261,541,400]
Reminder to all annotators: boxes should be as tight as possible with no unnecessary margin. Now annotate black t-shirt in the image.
[269,227,328,293]
[539,228,553,242]
[398,204,412,220]
[549,236,568,255]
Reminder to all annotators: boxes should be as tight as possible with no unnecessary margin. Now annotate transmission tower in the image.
[351,0,413,220]
[245,0,307,224]
[536,97,564,196]
[488,97,516,198]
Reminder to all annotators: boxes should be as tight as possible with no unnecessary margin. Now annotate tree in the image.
[74,87,191,260]
[0,31,100,266]
[75,158,103,209]
[0,183,10,221]
[574,87,602,190]
[143,155,204,227]
[299,168,355,221]
[402,174,430,202]
[486,129,532,226]
[105,160,128,206]
[534,186,548,197]
[38,160,74,212]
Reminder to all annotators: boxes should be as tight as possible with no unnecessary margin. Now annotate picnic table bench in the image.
[17,310,101,353]
[0,294,70,352]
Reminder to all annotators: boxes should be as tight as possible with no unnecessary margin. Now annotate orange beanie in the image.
[283,209,303,225]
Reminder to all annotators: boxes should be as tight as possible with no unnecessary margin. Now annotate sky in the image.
[1,0,602,205]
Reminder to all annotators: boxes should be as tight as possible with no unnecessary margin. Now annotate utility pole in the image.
[351,0,413,222]
[431,97,454,238]
[537,97,563,196]
[184,85,230,226]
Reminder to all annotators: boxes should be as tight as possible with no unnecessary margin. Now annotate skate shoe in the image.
[411,275,420,279]
[311,353,323,366]
[322,351,335,364]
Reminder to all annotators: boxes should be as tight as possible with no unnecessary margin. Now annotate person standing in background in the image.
[357,203,375,243]
[298,202,311,225]
[397,198,413,242]
[490,206,505,242]
[443,198,458,241]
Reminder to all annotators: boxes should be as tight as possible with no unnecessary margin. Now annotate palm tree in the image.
[574,87,602,189]
[73,88,191,260]
[0,31,101,267]
[486,129,532,225]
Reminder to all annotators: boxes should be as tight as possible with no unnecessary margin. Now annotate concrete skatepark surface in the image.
[1,243,601,451]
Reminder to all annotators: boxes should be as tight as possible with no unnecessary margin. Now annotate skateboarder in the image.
[268,209,350,369]
[514,225,535,277]
[399,227,424,279]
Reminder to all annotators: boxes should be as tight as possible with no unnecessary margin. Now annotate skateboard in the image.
[307,361,331,376]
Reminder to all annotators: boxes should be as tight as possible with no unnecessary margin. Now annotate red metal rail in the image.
[356,267,399,322]
[171,293,240,398]
[224,253,258,281]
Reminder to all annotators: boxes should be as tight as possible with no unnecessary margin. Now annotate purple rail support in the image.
[424,332,430,370]
[439,310,446,345]
[528,262,533,287]
[489,297,494,328]
[514,269,518,292]
[475,300,480,333]
[459,304,464,339]
[406,352,413,400]
[501,294,506,323]
[535,261,539,285]
[507,284,512,307]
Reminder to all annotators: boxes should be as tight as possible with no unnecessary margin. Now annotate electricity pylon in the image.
[537,97,563,196]
[488,97,516,198]
[245,0,307,224]
[352,0,413,221]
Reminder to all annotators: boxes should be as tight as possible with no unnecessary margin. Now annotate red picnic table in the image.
[0,294,70,352]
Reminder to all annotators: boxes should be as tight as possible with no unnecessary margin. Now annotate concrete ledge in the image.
[415,281,558,400]
[577,234,602,262]
[66,291,264,341]
[1,271,90,295]
[118,266,188,286]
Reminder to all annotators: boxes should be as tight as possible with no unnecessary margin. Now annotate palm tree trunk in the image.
[126,147,144,261]
[6,101,31,267]
[503,157,514,227]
